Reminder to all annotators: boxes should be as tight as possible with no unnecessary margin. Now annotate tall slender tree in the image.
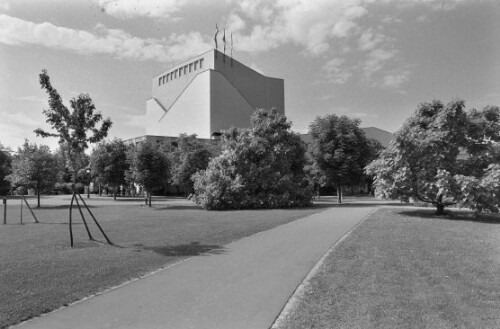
[34,69,113,246]
[34,69,112,189]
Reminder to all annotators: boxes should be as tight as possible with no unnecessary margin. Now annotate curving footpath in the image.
[16,204,377,329]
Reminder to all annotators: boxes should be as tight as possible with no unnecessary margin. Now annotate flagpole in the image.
[214,23,219,59]
[223,28,226,62]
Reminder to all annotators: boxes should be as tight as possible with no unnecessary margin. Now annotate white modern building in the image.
[146,49,285,139]
[127,49,393,150]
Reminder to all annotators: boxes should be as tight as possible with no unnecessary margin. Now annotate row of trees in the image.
[5,70,498,214]
[1,111,381,210]
[1,69,383,211]
[0,135,211,207]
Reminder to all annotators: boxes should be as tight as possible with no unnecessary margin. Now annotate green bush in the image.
[192,109,314,210]
[54,182,84,194]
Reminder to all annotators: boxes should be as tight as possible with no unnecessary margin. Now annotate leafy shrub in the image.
[191,109,314,210]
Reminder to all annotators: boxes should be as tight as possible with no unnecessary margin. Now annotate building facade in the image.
[146,49,285,139]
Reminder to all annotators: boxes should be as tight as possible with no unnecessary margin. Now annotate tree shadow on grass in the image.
[136,242,225,257]
[398,209,500,224]
[150,201,401,211]
[153,205,202,211]
[94,197,147,202]
[313,202,404,208]
[33,205,97,210]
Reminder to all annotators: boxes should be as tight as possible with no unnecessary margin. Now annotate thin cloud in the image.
[2,111,40,127]
[0,14,211,63]
[94,0,192,19]
[230,0,369,56]
[382,70,410,89]
[363,48,398,78]
[249,63,264,74]
[319,94,336,101]
[358,29,386,52]
[226,13,246,33]
[381,0,468,11]
[322,58,352,84]
[121,114,146,128]
[15,95,47,103]
[336,107,378,119]
[0,1,8,12]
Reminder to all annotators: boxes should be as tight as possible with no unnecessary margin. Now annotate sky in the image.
[0,0,499,151]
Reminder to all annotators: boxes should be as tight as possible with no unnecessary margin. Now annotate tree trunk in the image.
[113,185,117,201]
[72,169,77,192]
[37,183,41,208]
[337,182,342,204]
[148,192,152,207]
[435,194,445,215]
[436,203,445,215]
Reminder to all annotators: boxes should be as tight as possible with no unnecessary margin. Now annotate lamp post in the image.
[86,168,91,198]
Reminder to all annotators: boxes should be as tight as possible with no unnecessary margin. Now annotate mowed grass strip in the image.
[0,195,325,329]
[276,208,500,329]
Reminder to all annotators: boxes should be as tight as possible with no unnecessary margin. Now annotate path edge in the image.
[269,207,379,329]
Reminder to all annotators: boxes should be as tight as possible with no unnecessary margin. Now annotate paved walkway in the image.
[17,205,377,329]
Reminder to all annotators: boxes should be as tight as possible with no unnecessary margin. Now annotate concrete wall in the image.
[146,49,285,137]
[213,50,285,114]
[152,50,215,111]
[210,70,256,134]
[147,70,211,138]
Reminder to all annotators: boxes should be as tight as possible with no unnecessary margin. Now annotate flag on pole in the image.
[222,29,226,62]
[214,24,219,49]
[214,23,219,58]
[223,29,226,62]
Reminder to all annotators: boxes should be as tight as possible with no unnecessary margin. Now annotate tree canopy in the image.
[192,109,313,210]
[366,99,500,214]
[169,134,219,194]
[6,141,58,207]
[90,139,129,199]
[0,143,12,195]
[35,69,112,187]
[307,114,371,203]
[125,142,170,206]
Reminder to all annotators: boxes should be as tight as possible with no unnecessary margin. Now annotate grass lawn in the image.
[276,207,500,329]
[0,195,325,329]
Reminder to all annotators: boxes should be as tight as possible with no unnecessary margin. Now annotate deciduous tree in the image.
[366,100,500,214]
[0,143,12,195]
[34,69,112,189]
[90,139,129,200]
[126,142,170,207]
[169,134,218,194]
[192,109,313,210]
[7,141,58,207]
[307,115,371,203]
